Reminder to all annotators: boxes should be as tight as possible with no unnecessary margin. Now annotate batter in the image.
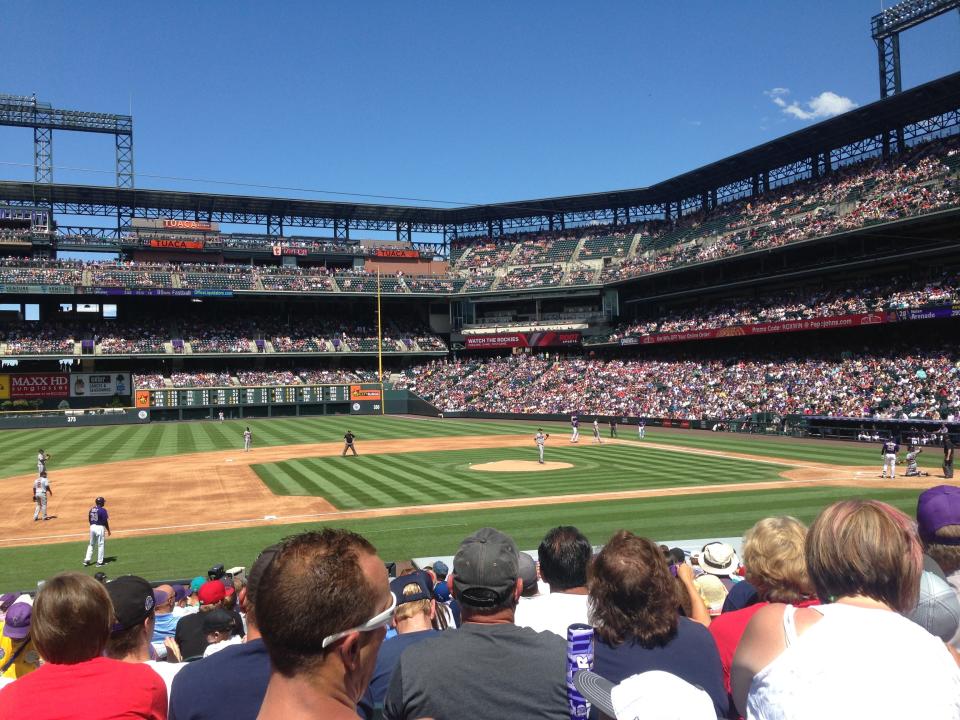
[880,438,899,479]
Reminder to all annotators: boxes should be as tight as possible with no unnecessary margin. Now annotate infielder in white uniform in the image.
[570,415,580,443]
[37,449,49,475]
[33,470,52,521]
[243,427,252,452]
[592,419,602,444]
[638,420,645,439]
[535,429,549,464]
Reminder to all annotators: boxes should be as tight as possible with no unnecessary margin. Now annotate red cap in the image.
[198,580,226,605]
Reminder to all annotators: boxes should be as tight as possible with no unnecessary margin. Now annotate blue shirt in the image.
[593,617,728,718]
[152,611,178,643]
[358,629,439,720]
[169,637,270,720]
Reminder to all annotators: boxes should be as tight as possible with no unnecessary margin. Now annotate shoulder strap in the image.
[0,639,30,674]
[782,604,799,647]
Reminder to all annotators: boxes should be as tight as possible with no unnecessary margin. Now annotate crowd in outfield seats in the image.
[134,369,381,389]
[398,349,960,420]
[4,487,960,719]
[170,372,233,388]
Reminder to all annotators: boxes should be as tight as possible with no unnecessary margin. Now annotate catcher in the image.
[535,429,550,464]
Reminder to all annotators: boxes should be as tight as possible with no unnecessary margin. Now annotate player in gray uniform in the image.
[905,446,927,476]
[638,419,646,439]
[592,418,603,444]
[33,470,52,521]
[243,427,252,452]
[37,449,49,475]
[535,429,549,464]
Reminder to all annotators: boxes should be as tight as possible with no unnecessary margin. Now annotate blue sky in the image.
[0,1,956,210]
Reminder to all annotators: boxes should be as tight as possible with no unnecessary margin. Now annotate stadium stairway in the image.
[568,236,587,262]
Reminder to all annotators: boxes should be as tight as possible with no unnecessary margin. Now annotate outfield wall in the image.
[0,408,149,430]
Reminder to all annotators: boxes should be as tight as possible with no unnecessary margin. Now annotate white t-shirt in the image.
[144,660,184,702]
[746,603,960,720]
[514,592,590,638]
[203,636,243,658]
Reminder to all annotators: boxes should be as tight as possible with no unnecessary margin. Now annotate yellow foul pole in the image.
[377,269,385,415]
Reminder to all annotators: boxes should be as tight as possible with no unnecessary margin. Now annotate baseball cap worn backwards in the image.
[453,527,519,608]
[390,571,434,605]
[918,485,960,545]
[106,576,156,633]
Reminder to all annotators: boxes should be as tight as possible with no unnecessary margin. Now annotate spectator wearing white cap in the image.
[574,668,716,720]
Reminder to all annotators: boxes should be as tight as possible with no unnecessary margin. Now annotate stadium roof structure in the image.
[0,71,958,248]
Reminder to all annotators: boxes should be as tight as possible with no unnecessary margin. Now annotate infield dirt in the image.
[0,435,938,548]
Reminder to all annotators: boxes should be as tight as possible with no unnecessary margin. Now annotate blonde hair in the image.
[742,516,813,603]
[394,582,432,622]
[806,499,922,612]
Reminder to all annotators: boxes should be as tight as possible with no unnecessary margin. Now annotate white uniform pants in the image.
[244,438,251,451]
[34,492,47,520]
[639,426,645,439]
[571,427,579,442]
[538,444,544,463]
[84,525,106,565]
[882,453,897,478]
[593,431,602,444]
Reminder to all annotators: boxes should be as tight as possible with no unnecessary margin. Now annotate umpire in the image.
[342,430,358,457]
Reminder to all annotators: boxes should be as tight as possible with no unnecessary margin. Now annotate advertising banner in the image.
[895,305,960,321]
[272,245,309,256]
[0,375,9,400]
[162,219,214,232]
[88,287,194,297]
[350,385,382,401]
[149,238,205,250]
[69,373,131,398]
[374,248,419,259]
[11,374,69,399]
[465,331,581,350]
[634,312,891,346]
[135,390,151,408]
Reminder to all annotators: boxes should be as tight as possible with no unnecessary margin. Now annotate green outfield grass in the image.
[0,486,924,590]
[253,445,788,509]
[0,416,549,479]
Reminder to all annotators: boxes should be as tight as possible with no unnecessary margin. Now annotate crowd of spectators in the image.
[592,271,960,344]
[0,258,83,287]
[4,487,960,719]
[179,320,258,354]
[1,322,75,355]
[170,372,233,388]
[401,349,960,420]
[132,374,167,390]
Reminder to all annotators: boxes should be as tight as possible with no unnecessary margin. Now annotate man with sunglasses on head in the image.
[255,529,394,720]
[383,527,568,720]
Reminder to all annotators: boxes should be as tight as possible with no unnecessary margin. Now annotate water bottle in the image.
[566,623,594,719]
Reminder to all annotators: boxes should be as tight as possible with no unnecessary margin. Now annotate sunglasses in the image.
[321,591,397,649]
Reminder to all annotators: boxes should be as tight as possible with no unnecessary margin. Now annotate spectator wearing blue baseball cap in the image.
[358,571,440,720]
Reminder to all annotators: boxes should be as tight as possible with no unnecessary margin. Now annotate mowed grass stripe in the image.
[0,486,924,589]
[317,459,391,509]
[374,454,511,501]
[95,425,150,463]
[343,460,428,506]
[361,456,465,504]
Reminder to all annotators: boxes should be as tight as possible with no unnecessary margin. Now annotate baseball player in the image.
[570,415,580,443]
[37,449,49,475]
[342,430,358,457]
[535,429,549,464]
[905,446,927,477]
[609,418,618,438]
[218,411,224,423]
[32,470,52,521]
[83,496,111,567]
[638,419,645,439]
[243,427,252,452]
[592,418,602,444]
[880,437,899,479]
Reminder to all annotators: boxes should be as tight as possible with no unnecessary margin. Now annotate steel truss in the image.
[0,95,134,191]
[872,0,960,98]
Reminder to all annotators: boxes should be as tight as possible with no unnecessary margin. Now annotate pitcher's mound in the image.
[471,460,573,472]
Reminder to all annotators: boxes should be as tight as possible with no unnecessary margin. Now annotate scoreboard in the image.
[139,384,370,409]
